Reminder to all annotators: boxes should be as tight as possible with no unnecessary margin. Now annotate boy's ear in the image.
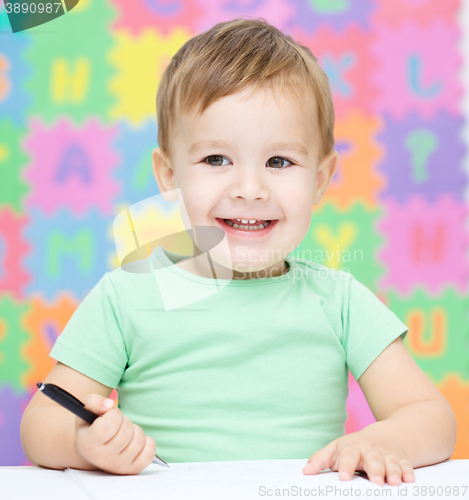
[152,147,178,202]
[312,150,339,205]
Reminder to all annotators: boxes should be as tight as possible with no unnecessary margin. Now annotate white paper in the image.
[0,466,92,500]
[66,458,469,500]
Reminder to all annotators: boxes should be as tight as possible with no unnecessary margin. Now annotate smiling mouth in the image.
[215,218,276,233]
[224,219,270,229]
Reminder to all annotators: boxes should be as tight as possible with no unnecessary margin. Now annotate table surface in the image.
[2,459,469,500]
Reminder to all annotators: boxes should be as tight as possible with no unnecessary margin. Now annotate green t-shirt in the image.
[49,246,408,463]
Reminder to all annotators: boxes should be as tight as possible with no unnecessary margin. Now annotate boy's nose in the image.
[228,170,270,201]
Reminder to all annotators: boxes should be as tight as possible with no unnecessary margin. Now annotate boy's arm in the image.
[21,361,113,470]
[21,405,100,470]
[357,336,457,468]
[302,336,457,484]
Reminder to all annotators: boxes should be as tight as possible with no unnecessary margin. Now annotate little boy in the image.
[21,18,457,485]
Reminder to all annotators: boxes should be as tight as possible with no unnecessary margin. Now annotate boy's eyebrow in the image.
[188,139,310,158]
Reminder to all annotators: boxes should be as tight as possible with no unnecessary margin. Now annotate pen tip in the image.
[36,382,42,389]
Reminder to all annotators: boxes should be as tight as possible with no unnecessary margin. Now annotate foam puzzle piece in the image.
[114,118,160,205]
[371,20,463,119]
[0,207,30,300]
[22,293,79,388]
[109,28,191,124]
[322,110,386,210]
[297,200,385,289]
[0,119,29,213]
[287,0,375,33]
[0,34,31,126]
[23,0,115,123]
[438,374,469,460]
[194,0,295,35]
[0,296,30,391]
[111,0,203,36]
[387,286,469,383]
[292,25,377,118]
[0,385,35,466]
[23,208,114,301]
[377,111,466,203]
[23,117,120,216]
[372,0,460,28]
[377,194,469,296]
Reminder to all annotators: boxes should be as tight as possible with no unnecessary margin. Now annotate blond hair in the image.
[156,18,335,161]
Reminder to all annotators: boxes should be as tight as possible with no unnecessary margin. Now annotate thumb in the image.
[76,394,115,429]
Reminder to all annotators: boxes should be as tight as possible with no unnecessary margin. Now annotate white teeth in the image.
[241,219,249,224]
[223,219,271,231]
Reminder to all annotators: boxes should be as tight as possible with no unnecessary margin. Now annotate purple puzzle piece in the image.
[0,385,35,465]
[377,111,467,204]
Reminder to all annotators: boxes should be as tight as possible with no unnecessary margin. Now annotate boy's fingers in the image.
[75,394,116,433]
[88,407,124,446]
[383,455,403,485]
[131,435,157,472]
[400,460,415,483]
[115,422,144,460]
[105,415,136,455]
[303,440,337,475]
[364,454,385,486]
[337,448,361,481]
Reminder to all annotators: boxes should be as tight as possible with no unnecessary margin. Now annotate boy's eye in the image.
[203,155,293,169]
[204,155,230,167]
[267,157,292,169]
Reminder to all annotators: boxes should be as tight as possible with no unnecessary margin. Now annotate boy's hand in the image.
[75,394,157,475]
[302,424,415,485]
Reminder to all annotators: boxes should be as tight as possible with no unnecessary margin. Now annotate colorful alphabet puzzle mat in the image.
[0,0,468,465]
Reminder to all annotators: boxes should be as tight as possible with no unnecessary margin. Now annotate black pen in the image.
[36,382,170,468]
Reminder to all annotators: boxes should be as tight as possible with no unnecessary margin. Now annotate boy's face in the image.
[152,84,338,279]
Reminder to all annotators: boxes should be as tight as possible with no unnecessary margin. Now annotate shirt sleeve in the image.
[49,272,128,388]
[341,272,408,382]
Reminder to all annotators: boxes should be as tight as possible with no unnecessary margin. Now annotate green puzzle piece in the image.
[292,200,384,291]
[24,0,116,123]
[388,287,469,385]
[0,295,31,391]
[0,119,29,211]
